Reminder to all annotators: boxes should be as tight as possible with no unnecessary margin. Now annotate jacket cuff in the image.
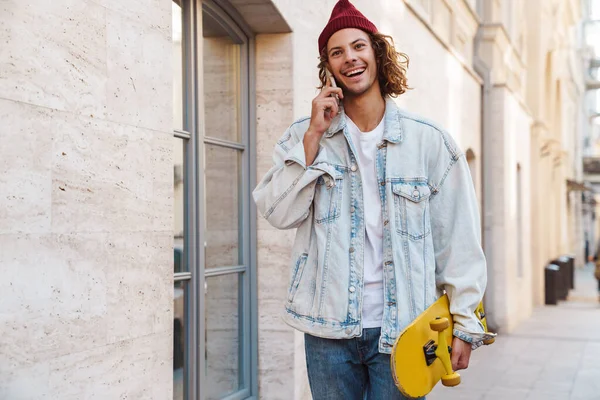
[283,141,308,169]
[453,328,497,350]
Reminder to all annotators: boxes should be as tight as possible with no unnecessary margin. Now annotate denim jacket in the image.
[253,98,491,353]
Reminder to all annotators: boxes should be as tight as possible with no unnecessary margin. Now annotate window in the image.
[503,1,513,39]
[172,1,255,399]
[408,0,432,22]
[464,0,476,13]
[416,0,432,15]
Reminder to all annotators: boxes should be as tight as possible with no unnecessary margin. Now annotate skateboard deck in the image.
[391,294,458,398]
[391,295,495,398]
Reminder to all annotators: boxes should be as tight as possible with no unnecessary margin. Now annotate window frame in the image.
[174,0,257,399]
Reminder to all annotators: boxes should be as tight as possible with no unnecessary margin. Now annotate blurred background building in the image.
[1,0,599,399]
[583,0,600,260]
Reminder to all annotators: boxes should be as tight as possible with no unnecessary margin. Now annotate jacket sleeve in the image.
[252,122,337,230]
[429,149,496,349]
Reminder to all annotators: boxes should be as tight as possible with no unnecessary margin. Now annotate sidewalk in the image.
[429,264,600,400]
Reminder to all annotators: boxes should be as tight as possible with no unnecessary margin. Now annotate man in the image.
[253,1,492,398]
[594,243,600,301]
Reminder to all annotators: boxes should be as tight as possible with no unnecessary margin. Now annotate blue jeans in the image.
[304,328,424,400]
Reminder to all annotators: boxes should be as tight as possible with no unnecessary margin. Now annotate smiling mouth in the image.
[342,67,366,78]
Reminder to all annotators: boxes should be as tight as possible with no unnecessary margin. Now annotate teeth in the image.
[344,68,365,77]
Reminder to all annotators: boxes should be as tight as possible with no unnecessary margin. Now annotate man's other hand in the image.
[451,337,472,371]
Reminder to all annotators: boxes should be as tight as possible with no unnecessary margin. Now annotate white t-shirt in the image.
[346,116,385,329]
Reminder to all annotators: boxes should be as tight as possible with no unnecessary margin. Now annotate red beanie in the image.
[318,0,378,54]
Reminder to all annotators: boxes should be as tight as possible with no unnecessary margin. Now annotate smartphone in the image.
[325,69,340,105]
[326,68,337,88]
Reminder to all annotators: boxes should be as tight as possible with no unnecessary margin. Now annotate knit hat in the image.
[318,0,378,54]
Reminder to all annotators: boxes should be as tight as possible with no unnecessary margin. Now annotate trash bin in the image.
[557,255,573,292]
[551,257,569,300]
[545,264,560,305]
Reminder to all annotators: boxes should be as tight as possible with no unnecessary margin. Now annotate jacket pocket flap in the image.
[392,182,431,202]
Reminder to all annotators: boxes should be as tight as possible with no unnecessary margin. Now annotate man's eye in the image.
[355,43,365,49]
[331,50,341,57]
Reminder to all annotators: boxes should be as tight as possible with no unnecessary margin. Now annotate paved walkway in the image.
[429,264,600,400]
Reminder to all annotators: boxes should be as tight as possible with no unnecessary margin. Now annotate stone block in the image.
[104,232,173,343]
[91,0,170,36]
[258,330,295,400]
[51,113,171,234]
[45,332,172,399]
[0,0,107,117]
[0,100,53,234]
[105,10,171,132]
[0,233,110,368]
[0,231,172,371]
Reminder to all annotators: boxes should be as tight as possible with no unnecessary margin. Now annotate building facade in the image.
[582,0,600,255]
[0,0,589,399]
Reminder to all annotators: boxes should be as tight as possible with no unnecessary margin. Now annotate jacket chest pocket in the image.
[314,171,344,224]
[392,182,431,240]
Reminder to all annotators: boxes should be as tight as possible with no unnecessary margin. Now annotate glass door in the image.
[172,1,254,399]
[201,3,251,399]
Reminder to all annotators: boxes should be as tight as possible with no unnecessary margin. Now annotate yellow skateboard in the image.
[474,301,495,346]
[391,295,494,398]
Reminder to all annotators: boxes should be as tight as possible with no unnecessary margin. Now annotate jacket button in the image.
[349,286,356,293]
[384,220,389,226]
[350,206,355,213]
[412,189,420,197]
[380,181,385,186]
[351,165,357,172]
[345,327,353,335]
[349,247,355,253]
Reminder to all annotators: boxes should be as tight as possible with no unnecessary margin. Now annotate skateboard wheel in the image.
[429,317,449,332]
[441,373,461,387]
[483,338,495,345]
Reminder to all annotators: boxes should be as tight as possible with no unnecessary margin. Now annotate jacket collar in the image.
[324,107,346,138]
[324,97,403,144]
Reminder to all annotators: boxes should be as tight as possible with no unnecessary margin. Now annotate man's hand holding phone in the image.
[303,72,343,165]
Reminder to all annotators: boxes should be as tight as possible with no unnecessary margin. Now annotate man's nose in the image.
[343,48,358,63]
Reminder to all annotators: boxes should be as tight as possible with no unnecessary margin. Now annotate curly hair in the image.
[317,32,410,98]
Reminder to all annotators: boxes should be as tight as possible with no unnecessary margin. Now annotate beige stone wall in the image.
[255,33,298,399]
[0,1,173,398]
